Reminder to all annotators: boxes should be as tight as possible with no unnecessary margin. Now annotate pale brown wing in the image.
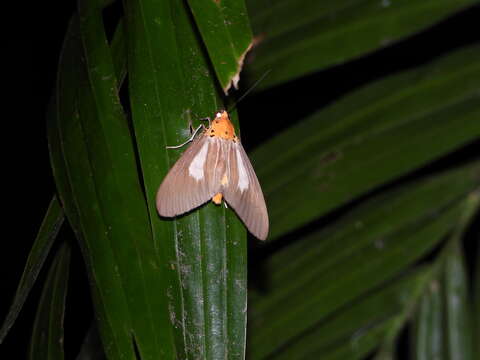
[156,136,225,217]
[222,141,269,240]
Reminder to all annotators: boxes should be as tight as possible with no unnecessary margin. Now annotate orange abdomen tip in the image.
[212,193,223,205]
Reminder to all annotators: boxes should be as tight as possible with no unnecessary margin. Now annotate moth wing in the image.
[223,141,269,240]
[156,136,225,217]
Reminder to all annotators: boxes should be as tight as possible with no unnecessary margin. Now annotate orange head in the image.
[205,110,238,141]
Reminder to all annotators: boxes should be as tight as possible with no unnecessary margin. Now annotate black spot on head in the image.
[225,131,228,134]
[210,134,214,137]
[216,121,219,124]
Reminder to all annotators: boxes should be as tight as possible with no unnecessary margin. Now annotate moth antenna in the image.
[166,124,204,149]
[227,69,271,112]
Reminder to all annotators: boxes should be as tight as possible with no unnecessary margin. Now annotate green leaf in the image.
[110,19,127,87]
[252,162,480,303]
[49,9,166,360]
[270,267,432,360]
[317,320,395,360]
[76,322,106,360]
[0,196,64,344]
[246,0,477,89]
[476,225,480,358]
[247,161,480,359]
[122,0,247,358]
[443,232,476,360]
[77,1,177,357]
[28,241,71,360]
[411,190,479,360]
[46,18,133,356]
[252,45,480,239]
[413,281,444,360]
[187,0,253,93]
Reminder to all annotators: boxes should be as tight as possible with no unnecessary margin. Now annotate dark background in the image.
[3,2,479,358]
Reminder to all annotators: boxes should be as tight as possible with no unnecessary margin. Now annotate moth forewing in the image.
[156,136,222,217]
[223,141,269,240]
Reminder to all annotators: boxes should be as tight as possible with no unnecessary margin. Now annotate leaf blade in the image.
[246,0,478,89]
[77,0,177,357]
[444,234,476,360]
[28,242,71,360]
[413,280,445,360]
[48,13,153,359]
[248,162,480,358]
[271,267,432,360]
[187,0,253,93]
[252,45,480,239]
[0,196,64,344]
[122,0,248,357]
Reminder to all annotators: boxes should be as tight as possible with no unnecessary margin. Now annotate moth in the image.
[156,110,269,240]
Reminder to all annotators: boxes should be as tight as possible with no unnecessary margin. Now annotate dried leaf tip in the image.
[224,42,253,95]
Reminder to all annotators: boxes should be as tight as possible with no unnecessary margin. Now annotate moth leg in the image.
[224,201,228,209]
[166,124,205,149]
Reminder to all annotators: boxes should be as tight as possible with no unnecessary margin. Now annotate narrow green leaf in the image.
[77,0,176,358]
[48,20,134,359]
[0,196,64,344]
[255,163,480,293]
[122,0,247,358]
[76,322,106,360]
[444,235,475,360]
[246,0,477,89]
[248,162,480,359]
[476,224,480,358]
[110,19,127,88]
[270,267,432,360]
[319,320,395,360]
[47,18,85,240]
[411,190,480,360]
[413,281,444,360]
[28,241,71,360]
[372,346,395,360]
[187,0,253,93]
[252,45,480,239]
[48,13,152,360]
[248,0,361,39]
[250,208,455,359]
[48,34,135,360]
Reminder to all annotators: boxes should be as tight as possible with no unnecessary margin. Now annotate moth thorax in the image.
[207,110,236,140]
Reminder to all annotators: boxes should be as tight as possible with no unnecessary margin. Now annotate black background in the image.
[3,2,479,359]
